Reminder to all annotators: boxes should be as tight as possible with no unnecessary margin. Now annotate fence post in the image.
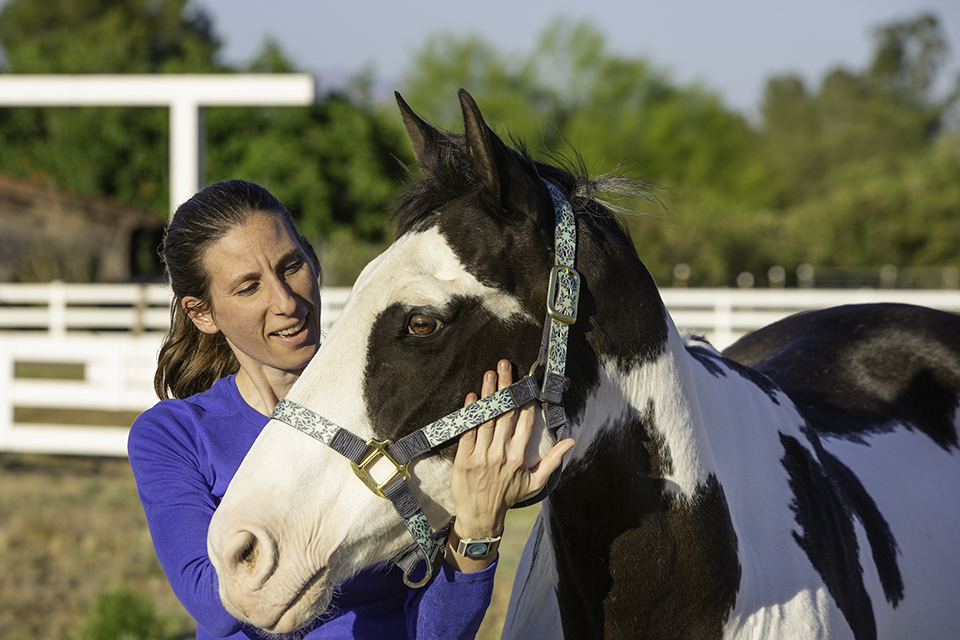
[133,284,148,336]
[0,339,14,451]
[0,341,12,451]
[714,293,734,348]
[48,280,67,338]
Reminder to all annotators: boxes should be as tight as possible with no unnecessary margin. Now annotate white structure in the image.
[0,74,316,215]
[2,284,960,457]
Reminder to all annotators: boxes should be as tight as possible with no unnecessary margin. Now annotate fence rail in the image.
[0,281,351,337]
[3,283,959,457]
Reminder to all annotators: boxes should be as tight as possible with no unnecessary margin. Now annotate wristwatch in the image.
[455,535,502,558]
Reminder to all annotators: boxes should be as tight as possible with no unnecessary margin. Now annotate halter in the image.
[270,180,580,587]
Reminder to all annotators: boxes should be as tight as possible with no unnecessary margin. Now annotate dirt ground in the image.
[0,452,537,640]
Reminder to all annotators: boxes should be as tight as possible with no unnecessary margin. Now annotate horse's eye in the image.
[407,314,443,336]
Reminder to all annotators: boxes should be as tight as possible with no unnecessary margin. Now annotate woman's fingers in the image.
[473,368,499,450]
[492,360,518,445]
[524,438,576,494]
[457,392,479,456]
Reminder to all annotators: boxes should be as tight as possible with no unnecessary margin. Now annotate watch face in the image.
[464,542,490,557]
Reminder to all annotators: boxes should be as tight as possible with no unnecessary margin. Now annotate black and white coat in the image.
[208,91,960,640]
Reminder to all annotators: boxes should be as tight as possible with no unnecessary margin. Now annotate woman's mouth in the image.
[274,317,307,337]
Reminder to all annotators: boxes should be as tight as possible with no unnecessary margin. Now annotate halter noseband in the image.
[270,180,579,587]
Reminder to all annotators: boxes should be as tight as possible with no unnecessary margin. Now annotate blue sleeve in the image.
[127,405,247,638]
[405,560,497,639]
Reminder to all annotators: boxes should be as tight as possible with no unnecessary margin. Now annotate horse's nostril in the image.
[225,529,274,583]
[238,535,259,567]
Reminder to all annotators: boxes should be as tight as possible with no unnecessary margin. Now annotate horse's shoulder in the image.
[723,303,960,448]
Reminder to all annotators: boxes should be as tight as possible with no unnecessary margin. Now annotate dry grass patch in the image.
[0,453,538,639]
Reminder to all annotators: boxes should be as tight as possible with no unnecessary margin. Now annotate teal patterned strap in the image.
[388,375,540,464]
[540,181,578,431]
[270,398,444,587]
[272,398,369,464]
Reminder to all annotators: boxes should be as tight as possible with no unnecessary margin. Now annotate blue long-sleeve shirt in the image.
[128,373,495,639]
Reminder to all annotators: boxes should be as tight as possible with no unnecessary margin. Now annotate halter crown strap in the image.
[268,179,579,588]
[539,181,578,438]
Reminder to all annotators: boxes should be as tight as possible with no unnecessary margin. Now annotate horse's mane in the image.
[392,130,659,248]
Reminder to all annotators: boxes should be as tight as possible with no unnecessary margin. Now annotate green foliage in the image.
[402,18,770,204]
[75,587,178,640]
[0,0,411,284]
[0,0,219,74]
[202,88,410,283]
[203,87,410,282]
[0,0,220,217]
[402,13,960,287]
[1,4,957,287]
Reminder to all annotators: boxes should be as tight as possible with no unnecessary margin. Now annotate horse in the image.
[206,89,960,639]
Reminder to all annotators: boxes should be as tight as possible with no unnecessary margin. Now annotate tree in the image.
[759,13,958,205]
[0,0,222,218]
[402,18,764,201]
[751,13,960,285]
[400,18,774,285]
[0,0,412,283]
[204,84,412,284]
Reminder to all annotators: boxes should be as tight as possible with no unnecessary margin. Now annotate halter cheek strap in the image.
[269,179,579,587]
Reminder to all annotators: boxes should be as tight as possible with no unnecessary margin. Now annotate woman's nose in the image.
[268,277,299,315]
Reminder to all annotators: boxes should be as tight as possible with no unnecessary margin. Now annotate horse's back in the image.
[724,303,960,448]
[724,303,960,637]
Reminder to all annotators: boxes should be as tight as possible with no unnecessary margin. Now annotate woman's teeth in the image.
[275,317,306,337]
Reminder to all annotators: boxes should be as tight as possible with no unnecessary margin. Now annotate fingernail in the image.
[486,371,496,382]
[499,360,509,371]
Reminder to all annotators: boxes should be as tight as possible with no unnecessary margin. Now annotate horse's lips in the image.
[237,567,333,634]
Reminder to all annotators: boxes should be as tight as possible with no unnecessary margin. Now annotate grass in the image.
[0,453,195,640]
[0,452,538,640]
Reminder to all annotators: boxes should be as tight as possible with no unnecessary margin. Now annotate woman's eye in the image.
[238,283,259,295]
[407,314,443,336]
[284,259,304,274]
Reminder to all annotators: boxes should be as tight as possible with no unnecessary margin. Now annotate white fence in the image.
[2,283,959,457]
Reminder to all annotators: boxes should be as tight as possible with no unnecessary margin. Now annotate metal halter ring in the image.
[349,439,410,500]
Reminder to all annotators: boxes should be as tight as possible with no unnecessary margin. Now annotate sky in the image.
[196,0,960,117]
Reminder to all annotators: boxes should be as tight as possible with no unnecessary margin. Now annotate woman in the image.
[128,180,572,639]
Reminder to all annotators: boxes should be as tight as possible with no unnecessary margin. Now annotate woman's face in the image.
[186,212,322,379]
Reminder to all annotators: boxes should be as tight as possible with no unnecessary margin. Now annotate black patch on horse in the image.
[549,402,740,639]
[780,427,905,640]
[362,296,544,444]
[726,304,960,451]
[688,345,727,377]
[687,345,781,404]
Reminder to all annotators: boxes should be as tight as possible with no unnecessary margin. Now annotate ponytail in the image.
[154,304,239,400]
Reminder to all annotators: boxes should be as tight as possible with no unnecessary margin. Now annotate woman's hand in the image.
[446,359,575,572]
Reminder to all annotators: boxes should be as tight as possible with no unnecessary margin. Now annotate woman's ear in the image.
[182,296,219,335]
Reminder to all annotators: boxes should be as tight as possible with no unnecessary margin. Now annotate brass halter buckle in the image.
[547,265,580,325]
[350,439,410,499]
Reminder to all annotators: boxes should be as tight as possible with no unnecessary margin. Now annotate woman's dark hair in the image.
[154,180,304,399]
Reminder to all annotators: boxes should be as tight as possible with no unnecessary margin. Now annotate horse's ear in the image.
[458,89,540,219]
[396,91,445,177]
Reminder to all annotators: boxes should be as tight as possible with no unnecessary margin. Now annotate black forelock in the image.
[391,127,656,251]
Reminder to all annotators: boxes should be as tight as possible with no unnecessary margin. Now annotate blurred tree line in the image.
[0,0,410,284]
[1,0,958,286]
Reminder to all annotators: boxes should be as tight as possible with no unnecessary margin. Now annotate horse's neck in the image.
[571,328,722,494]
[520,328,747,639]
